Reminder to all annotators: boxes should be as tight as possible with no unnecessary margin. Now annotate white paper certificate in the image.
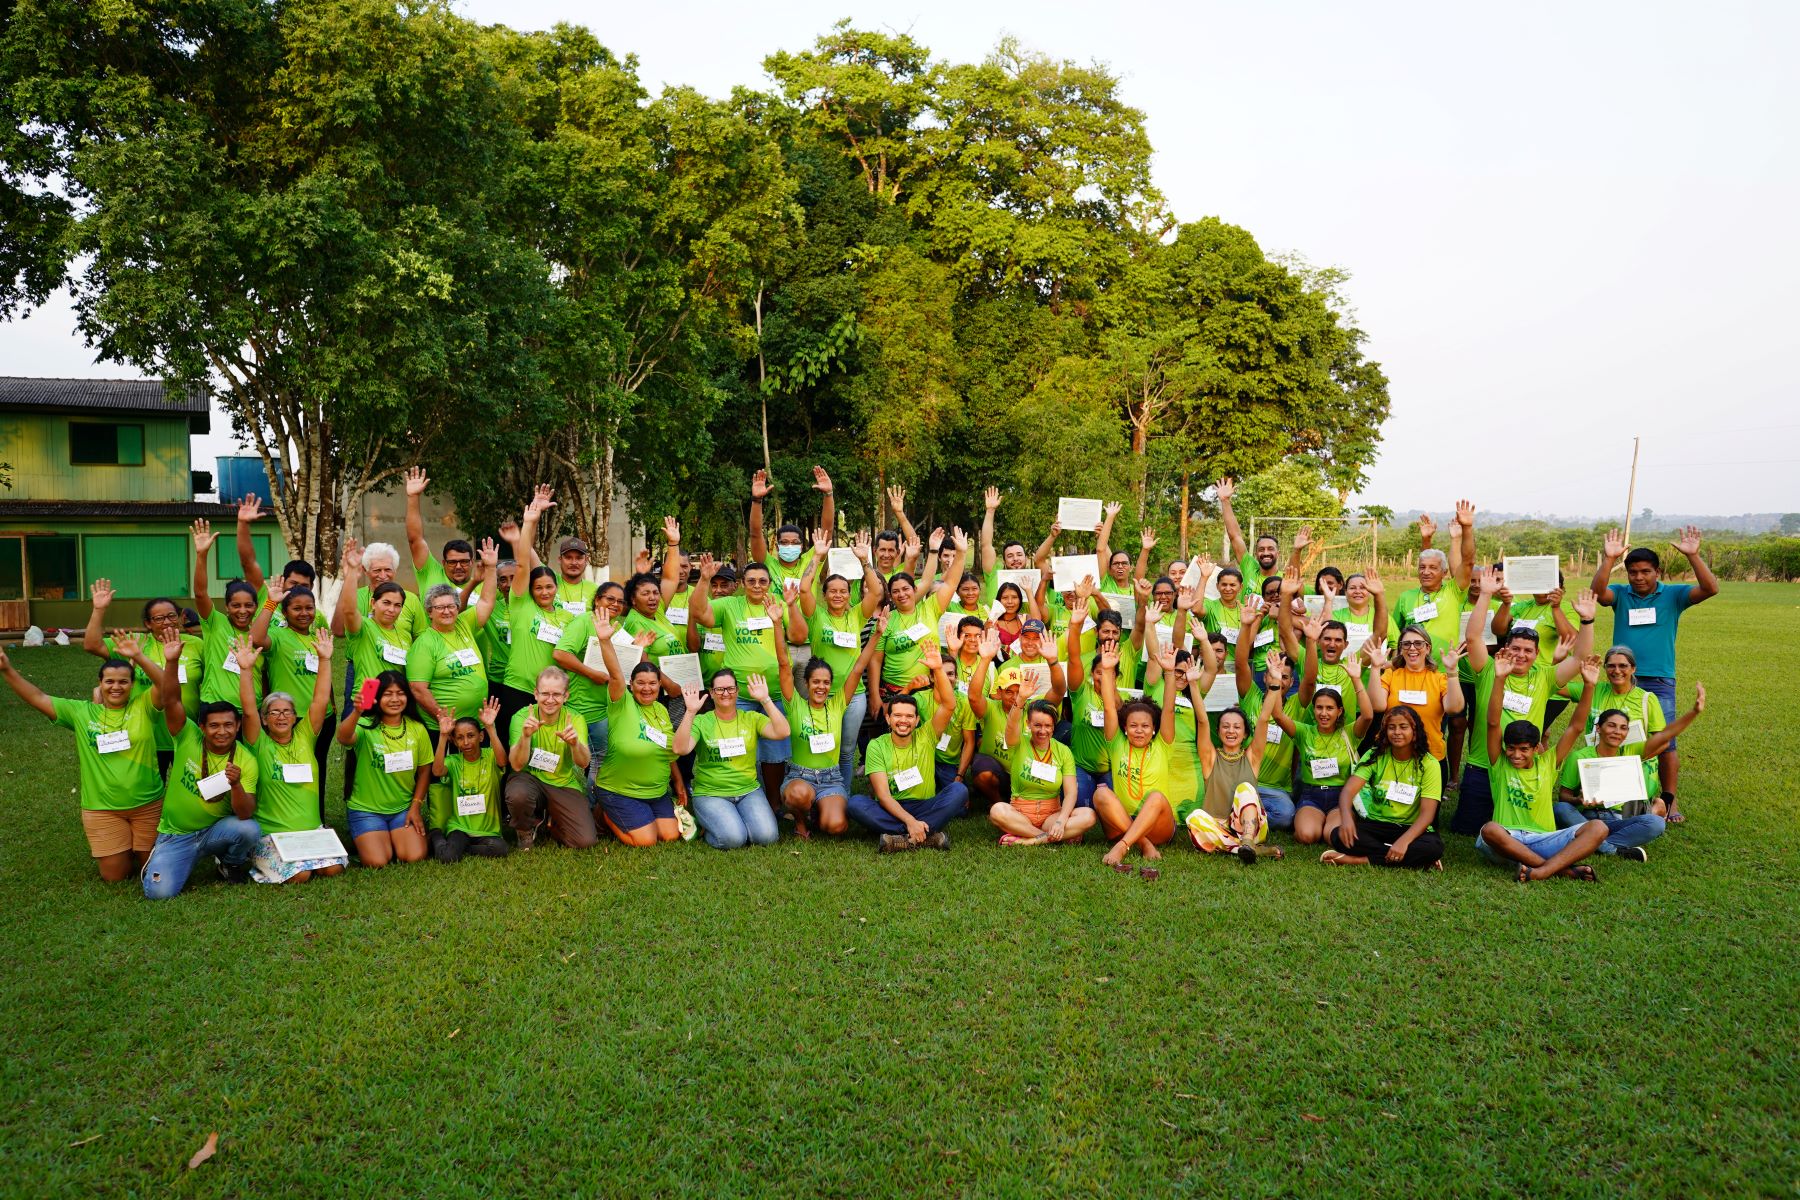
[1017,661,1052,698]
[1578,755,1647,808]
[270,827,348,862]
[1057,497,1104,529]
[659,653,702,691]
[994,569,1041,598]
[1051,554,1100,594]
[1204,673,1239,714]
[827,548,861,581]
[1105,594,1137,631]
[1504,555,1561,595]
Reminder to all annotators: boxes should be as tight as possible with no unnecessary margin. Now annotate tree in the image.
[1781,513,1800,535]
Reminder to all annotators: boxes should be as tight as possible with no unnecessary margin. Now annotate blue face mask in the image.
[777,544,802,563]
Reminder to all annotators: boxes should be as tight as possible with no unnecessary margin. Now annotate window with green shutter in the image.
[84,534,189,599]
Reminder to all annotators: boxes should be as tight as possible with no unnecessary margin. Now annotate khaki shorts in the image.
[80,800,162,858]
[1012,796,1062,828]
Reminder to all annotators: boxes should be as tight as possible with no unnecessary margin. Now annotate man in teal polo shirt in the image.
[1590,525,1718,821]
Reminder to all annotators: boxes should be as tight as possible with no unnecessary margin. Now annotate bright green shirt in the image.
[552,615,612,722]
[709,595,782,687]
[623,608,684,665]
[1005,735,1076,802]
[1467,660,1557,771]
[444,748,503,837]
[103,632,202,751]
[1352,750,1441,823]
[347,617,413,685]
[762,548,815,600]
[1070,680,1110,772]
[915,688,977,768]
[690,709,769,798]
[504,595,568,693]
[266,625,326,711]
[160,722,260,834]
[1307,658,1361,730]
[478,580,511,682]
[347,717,432,815]
[1584,684,1666,753]
[554,576,598,619]
[1107,733,1174,813]
[356,585,427,642]
[1488,753,1559,834]
[1558,745,1657,813]
[808,606,869,697]
[1507,598,1577,665]
[866,732,937,801]
[199,608,263,707]
[789,694,848,771]
[1394,580,1467,670]
[879,597,944,689]
[1295,722,1358,787]
[407,613,487,730]
[51,692,164,812]
[250,726,320,835]
[509,705,588,791]
[596,693,677,800]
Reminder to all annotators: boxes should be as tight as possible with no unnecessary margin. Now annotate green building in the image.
[0,377,278,632]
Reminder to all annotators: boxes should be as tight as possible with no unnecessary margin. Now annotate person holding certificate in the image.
[1554,684,1705,861]
[237,631,347,883]
[690,554,802,803]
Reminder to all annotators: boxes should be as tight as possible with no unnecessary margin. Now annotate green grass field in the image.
[2,584,1796,1197]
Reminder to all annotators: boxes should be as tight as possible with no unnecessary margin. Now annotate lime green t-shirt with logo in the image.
[347,617,413,687]
[596,693,677,800]
[407,612,487,731]
[789,694,849,771]
[348,717,432,815]
[1394,580,1466,670]
[509,705,588,791]
[160,722,260,834]
[102,633,203,752]
[1467,660,1557,772]
[250,725,321,835]
[879,598,944,689]
[866,732,938,802]
[1352,750,1441,823]
[1488,753,1559,833]
[445,748,504,838]
[690,709,769,797]
[266,625,327,712]
[504,595,568,693]
[1004,736,1076,803]
[52,691,164,812]
[199,608,264,708]
[710,595,782,688]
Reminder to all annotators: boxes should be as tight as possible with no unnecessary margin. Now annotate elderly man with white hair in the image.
[1393,502,1477,788]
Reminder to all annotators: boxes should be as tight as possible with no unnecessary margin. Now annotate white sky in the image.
[5,0,1795,518]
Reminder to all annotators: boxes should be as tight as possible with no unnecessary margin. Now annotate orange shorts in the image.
[1011,796,1061,828]
[80,800,162,858]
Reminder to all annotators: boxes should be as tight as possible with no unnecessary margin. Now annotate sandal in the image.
[1320,850,1347,866]
[1111,859,1135,874]
[1516,863,1535,883]
[1569,864,1599,883]
[1138,865,1160,880]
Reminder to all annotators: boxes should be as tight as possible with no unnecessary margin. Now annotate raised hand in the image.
[852,531,872,562]
[1240,597,1264,627]
[1572,588,1598,622]
[1191,553,1215,582]
[526,485,556,522]
[1439,639,1462,674]
[480,695,502,726]
[192,518,217,554]
[680,681,704,710]
[951,526,970,551]
[1156,642,1178,672]
[978,627,1001,660]
[404,466,429,496]
[1454,499,1475,529]
[313,628,335,660]
[90,578,114,610]
[1603,527,1626,559]
[556,724,578,747]
[1472,564,1497,595]
[1213,477,1235,502]
[1492,654,1518,679]
[633,548,653,576]
[1103,500,1122,522]
[1301,613,1325,642]
[111,629,141,660]
[159,626,184,661]
[919,641,944,672]
[1552,631,1577,664]
[498,518,521,548]
[1693,682,1706,712]
[1133,577,1153,600]
[872,609,891,638]
[886,485,907,515]
[1579,654,1602,686]
[1039,632,1059,665]
[662,515,682,548]
[983,486,1002,512]
[1281,563,1301,597]
[1365,573,1385,596]
[236,494,263,523]
[812,465,833,495]
[1099,645,1120,672]
[479,538,499,572]
[231,635,261,672]
[746,673,771,702]
[926,527,945,554]
[1364,639,1391,671]
[902,533,921,562]
[1141,526,1158,551]
[696,553,718,581]
[1176,581,1200,611]
[1265,650,1288,688]
[750,469,773,500]
[1293,525,1312,552]
[1074,575,1096,604]
[1673,525,1702,557]
[812,527,831,558]
[1417,513,1437,540]
[521,712,542,738]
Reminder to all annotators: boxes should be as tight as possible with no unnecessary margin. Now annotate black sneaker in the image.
[923,831,950,851]
[1616,846,1649,863]
[1235,845,1258,865]
[217,861,252,885]
[878,834,911,854]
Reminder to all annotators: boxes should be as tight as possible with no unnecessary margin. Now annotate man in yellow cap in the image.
[965,629,1024,808]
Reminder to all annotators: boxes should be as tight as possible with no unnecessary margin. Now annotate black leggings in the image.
[429,829,511,863]
[1330,816,1444,869]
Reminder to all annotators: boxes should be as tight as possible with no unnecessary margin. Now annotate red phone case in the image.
[357,678,380,710]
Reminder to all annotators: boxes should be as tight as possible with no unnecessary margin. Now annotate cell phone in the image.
[356,678,380,711]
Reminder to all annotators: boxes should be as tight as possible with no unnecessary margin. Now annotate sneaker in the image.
[1616,846,1649,863]
[515,825,538,851]
[1234,844,1258,865]
[878,834,912,854]
[217,861,252,885]
[923,831,951,851]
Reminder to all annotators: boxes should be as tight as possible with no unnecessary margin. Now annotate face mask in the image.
[777,544,802,563]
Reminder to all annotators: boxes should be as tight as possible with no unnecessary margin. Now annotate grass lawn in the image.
[1,582,1795,1197]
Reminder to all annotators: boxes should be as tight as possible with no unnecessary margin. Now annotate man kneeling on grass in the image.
[1476,652,1607,882]
[849,643,967,853]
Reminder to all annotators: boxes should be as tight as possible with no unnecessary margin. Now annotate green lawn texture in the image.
[1,584,1794,1197]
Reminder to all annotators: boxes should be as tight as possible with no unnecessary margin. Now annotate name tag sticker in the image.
[702,632,726,653]
[1252,629,1275,648]
[667,607,689,626]
[1513,617,1539,631]
[197,770,232,799]
[528,746,561,772]
[1265,724,1283,744]
[452,648,480,668]
[1627,607,1656,626]
[892,765,925,791]
[1087,708,1106,727]
[831,629,859,649]
[1221,627,1240,644]
[177,663,189,684]
[96,730,131,755]
[381,641,408,665]
[222,655,242,676]
[717,736,747,759]
[456,793,486,817]
[1027,759,1059,783]
[562,600,586,615]
[808,732,836,754]
[644,725,669,748]
[936,731,953,752]
[383,750,415,774]
[1398,688,1429,705]
[1502,690,1533,715]
[1309,755,1340,778]
[743,615,774,632]
[1386,781,1420,806]
[904,622,931,642]
[536,623,563,644]
[1412,601,1439,622]
[303,652,319,673]
[281,762,314,784]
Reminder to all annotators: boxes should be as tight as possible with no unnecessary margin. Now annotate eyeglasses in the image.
[711,686,738,696]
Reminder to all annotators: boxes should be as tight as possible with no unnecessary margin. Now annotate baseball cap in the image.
[1021,618,1047,634]
[558,536,589,555]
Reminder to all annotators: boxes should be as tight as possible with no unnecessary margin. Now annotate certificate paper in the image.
[1057,497,1104,529]
[1051,554,1100,594]
[1203,673,1240,714]
[1578,755,1647,809]
[994,569,1041,598]
[270,827,348,862]
[659,653,702,691]
[827,548,861,581]
[1504,555,1561,595]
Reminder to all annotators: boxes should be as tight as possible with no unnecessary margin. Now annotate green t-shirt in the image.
[551,615,612,722]
[1508,598,1577,664]
[1238,551,1268,597]
[1468,660,1557,771]
[623,608,684,665]
[1307,658,1361,730]
[160,722,260,834]
[505,594,569,693]
[689,709,769,798]
[1005,735,1076,802]
[1330,602,1398,660]
[347,616,413,686]
[102,633,202,752]
[880,597,944,689]
[595,693,677,800]
[1488,753,1559,834]
[866,732,938,801]
[266,625,327,711]
[444,748,503,837]
[407,613,487,730]
[1295,722,1358,787]
[789,694,848,771]
[915,688,977,768]
[199,608,263,708]
[347,717,433,815]
[1070,681,1110,772]
[51,692,164,812]
[709,595,782,687]
[1394,580,1466,670]
[250,726,321,835]
[553,576,598,619]
[509,705,589,791]
[356,585,427,642]
[1352,750,1441,823]
[1106,733,1174,813]
[808,606,869,697]
[1585,685,1665,753]
[762,548,815,600]
[478,580,511,681]
[1241,683,1305,789]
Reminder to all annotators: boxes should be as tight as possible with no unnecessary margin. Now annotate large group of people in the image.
[2,468,1719,897]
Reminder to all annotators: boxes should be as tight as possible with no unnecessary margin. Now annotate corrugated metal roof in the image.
[0,377,211,433]
[0,500,244,520]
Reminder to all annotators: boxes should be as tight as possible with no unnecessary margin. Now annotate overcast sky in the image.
[5,0,1794,518]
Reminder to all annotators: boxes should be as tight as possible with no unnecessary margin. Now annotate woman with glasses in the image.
[81,579,203,779]
[248,578,336,818]
[1366,627,1465,763]
[675,669,792,849]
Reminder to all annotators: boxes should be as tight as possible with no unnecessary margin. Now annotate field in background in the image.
[0,584,1795,1197]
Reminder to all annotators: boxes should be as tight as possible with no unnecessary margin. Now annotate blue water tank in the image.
[214,455,278,504]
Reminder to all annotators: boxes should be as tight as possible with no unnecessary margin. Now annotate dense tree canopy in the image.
[0,3,1389,564]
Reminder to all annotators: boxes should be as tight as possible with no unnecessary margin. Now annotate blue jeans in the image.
[690,787,780,849]
[738,696,791,764]
[584,717,610,790]
[143,816,263,900]
[1451,764,1494,836]
[840,690,869,785]
[1553,801,1666,853]
[1475,825,1583,863]
[1258,785,1296,831]
[848,781,969,837]
[1639,676,1678,752]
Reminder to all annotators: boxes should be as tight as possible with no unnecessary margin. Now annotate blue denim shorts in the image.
[783,764,847,801]
[1475,825,1584,862]
[1294,783,1341,813]
[347,808,408,839]
[597,788,675,833]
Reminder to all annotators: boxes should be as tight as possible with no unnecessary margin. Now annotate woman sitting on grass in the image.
[591,647,686,849]
[1091,643,1179,874]
[428,696,511,863]
[1322,705,1445,870]
[1554,683,1706,862]
[1181,649,1284,866]
[335,669,432,869]
[235,630,347,883]
[991,697,1093,846]
[676,668,791,851]
[1476,653,1606,882]
[779,625,884,838]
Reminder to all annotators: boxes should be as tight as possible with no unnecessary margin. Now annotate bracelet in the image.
[1579,618,1594,625]
[263,598,278,612]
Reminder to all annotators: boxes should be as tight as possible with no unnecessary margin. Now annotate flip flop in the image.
[1138,865,1160,880]
[1569,864,1599,883]
[1516,863,1534,883]
[1320,850,1347,866]
[1110,859,1135,874]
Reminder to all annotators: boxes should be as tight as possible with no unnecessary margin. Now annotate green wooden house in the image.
[0,378,278,632]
